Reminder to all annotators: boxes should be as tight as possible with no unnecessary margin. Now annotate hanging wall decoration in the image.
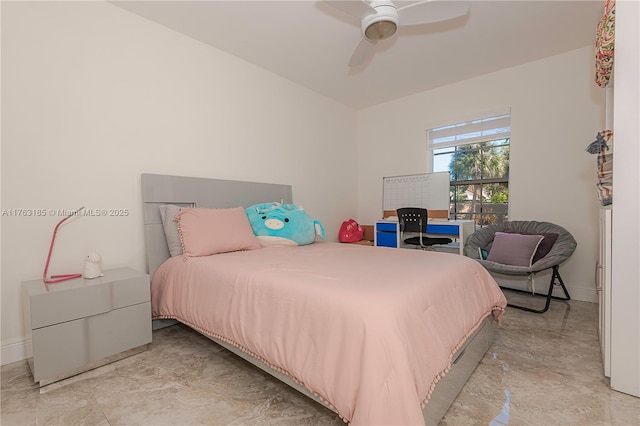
[595,0,615,87]
[586,130,613,206]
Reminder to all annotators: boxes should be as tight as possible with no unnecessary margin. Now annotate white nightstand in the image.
[22,267,152,386]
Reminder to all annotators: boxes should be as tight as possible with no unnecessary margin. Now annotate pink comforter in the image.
[151,242,506,425]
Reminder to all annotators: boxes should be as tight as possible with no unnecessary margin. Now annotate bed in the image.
[141,173,507,425]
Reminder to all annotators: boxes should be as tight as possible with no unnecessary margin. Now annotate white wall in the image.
[610,0,640,398]
[356,46,605,303]
[1,1,356,363]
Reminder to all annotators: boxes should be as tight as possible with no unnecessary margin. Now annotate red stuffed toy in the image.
[339,219,364,243]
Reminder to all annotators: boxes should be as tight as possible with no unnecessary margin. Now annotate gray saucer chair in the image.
[464,221,577,314]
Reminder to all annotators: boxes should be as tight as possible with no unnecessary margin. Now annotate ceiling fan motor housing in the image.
[362,1,399,41]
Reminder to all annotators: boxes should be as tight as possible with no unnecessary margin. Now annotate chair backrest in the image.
[396,208,427,233]
[464,220,577,273]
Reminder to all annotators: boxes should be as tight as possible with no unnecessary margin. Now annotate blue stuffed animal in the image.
[245,202,325,246]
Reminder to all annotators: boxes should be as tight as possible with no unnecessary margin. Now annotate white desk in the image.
[374,219,475,255]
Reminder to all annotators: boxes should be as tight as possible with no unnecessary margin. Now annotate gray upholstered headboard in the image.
[141,173,293,277]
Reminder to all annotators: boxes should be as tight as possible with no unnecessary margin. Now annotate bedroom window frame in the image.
[427,110,511,227]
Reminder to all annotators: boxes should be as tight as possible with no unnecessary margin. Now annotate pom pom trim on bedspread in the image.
[153,306,504,424]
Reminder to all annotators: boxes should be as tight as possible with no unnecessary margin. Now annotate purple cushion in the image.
[504,229,559,263]
[486,232,544,267]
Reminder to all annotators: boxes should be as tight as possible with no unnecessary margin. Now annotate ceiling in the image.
[111,0,603,110]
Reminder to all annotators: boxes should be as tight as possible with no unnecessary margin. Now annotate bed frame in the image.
[141,173,494,425]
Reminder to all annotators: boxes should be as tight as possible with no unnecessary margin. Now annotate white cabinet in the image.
[596,208,612,377]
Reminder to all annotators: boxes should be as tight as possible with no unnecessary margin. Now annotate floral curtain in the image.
[595,0,615,87]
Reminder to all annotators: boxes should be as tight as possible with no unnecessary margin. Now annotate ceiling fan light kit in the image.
[362,2,398,41]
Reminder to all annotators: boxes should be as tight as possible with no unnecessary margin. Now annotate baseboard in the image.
[568,286,598,303]
[1,336,31,366]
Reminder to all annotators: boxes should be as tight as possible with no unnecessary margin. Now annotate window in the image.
[428,111,510,227]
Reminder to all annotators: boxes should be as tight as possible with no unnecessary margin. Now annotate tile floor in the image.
[2,295,639,425]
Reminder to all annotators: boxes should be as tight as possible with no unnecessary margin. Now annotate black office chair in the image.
[396,208,453,250]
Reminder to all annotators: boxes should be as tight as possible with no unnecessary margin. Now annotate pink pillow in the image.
[503,229,559,263]
[487,232,544,267]
[174,207,260,257]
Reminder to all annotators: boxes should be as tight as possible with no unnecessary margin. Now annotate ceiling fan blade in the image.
[397,0,470,26]
[325,0,375,20]
[348,36,377,67]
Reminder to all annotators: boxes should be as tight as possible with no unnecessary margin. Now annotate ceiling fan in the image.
[325,0,470,67]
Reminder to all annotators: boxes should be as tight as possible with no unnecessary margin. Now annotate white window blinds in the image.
[428,113,511,149]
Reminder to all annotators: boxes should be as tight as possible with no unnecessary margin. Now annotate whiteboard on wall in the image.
[383,172,451,212]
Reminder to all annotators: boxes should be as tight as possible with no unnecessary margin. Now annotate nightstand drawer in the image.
[26,268,150,329]
[31,302,151,383]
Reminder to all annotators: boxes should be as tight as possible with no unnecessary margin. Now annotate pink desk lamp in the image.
[42,206,84,284]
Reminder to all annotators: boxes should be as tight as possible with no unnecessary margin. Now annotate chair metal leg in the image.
[500,265,571,314]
